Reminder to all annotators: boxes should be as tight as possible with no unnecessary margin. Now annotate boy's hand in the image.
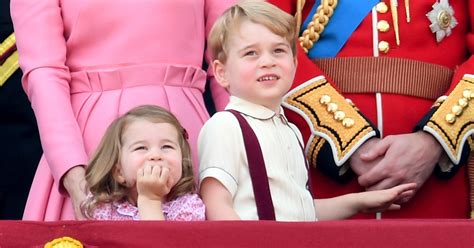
[358,183,417,213]
[137,162,172,202]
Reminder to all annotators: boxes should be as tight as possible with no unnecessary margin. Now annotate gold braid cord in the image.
[299,0,338,53]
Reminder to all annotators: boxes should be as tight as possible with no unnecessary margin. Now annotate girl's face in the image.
[115,119,183,198]
[213,20,297,113]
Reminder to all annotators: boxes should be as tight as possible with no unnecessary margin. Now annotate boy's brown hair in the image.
[208,1,297,63]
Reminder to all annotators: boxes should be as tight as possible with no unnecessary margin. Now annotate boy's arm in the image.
[314,183,416,220]
[200,178,240,220]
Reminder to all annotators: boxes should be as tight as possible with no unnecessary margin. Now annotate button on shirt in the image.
[199,97,316,221]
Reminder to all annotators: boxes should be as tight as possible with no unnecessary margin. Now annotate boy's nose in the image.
[259,53,276,67]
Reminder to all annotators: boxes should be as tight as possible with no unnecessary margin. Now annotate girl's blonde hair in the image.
[208,1,297,63]
[82,105,195,218]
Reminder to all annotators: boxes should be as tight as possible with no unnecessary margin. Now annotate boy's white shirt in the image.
[198,96,316,221]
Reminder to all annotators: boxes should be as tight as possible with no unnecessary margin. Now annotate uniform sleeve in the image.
[11,0,88,194]
[267,0,379,182]
[282,46,378,184]
[167,194,205,221]
[415,3,474,177]
[198,112,244,196]
[204,0,236,111]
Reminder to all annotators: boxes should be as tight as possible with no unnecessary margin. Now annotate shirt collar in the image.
[225,96,288,121]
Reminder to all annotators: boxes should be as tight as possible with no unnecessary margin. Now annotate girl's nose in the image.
[148,151,162,161]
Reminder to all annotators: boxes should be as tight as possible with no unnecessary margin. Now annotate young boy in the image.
[198,1,416,221]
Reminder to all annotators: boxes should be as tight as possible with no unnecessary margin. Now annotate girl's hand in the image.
[136,163,172,202]
[358,183,417,213]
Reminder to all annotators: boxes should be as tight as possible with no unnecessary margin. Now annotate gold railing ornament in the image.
[44,236,84,248]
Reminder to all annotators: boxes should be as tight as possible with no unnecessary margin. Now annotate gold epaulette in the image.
[283,76,377,166]
[0,33,19,87]
[424,75,474,164]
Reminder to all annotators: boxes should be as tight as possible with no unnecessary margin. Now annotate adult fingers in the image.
[358,160,390,188]
[360,137,392,161]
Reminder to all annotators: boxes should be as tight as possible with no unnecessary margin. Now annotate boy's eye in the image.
[275,48,287,53]
[244,50,257,56]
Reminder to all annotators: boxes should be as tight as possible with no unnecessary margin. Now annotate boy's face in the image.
[213,20,297,112]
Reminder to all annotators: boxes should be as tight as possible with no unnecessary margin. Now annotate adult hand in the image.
[357,132,442,202]
[63,166,87,220]
[350,138,383,176]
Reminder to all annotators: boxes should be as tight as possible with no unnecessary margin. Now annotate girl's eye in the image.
[134,146,147,151]
[162,144,175,150]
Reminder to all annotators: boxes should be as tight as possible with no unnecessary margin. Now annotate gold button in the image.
[452,105,463,116]
[320,95,331,105]
[378,41,390,53]
[342,118,355,128]
[334,111,346,121]
[376,2,388,14]
[327,103,338,113]
[377,20,390,32]
[462,89,472,100]
[458,98,468,108]
[445,113,456,124]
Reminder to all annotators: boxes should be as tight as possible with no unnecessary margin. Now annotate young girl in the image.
[82,105,204,220]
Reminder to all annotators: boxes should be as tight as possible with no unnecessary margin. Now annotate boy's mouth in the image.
[257,74,280,82]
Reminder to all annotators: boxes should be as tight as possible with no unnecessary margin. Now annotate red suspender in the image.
[227,110,276,220]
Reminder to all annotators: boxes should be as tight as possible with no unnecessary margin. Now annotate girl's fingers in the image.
[160,166,170,180]
[137,167,144,178]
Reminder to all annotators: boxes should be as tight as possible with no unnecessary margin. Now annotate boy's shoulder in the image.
[200,110,241,136]
[205,110,241,127]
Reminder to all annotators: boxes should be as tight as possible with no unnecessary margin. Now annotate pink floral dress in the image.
[91,193,205,221]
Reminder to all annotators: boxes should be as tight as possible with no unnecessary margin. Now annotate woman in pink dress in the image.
[11,0,233,221]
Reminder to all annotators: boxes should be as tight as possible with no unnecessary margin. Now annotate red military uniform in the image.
[270,0,474,218]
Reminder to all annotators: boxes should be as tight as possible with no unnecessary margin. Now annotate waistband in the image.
[313,57,453,100]
[70,64,207,94]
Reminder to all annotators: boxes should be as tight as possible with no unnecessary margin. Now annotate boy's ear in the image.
[212,60,229,88]
[113,164,126,185]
